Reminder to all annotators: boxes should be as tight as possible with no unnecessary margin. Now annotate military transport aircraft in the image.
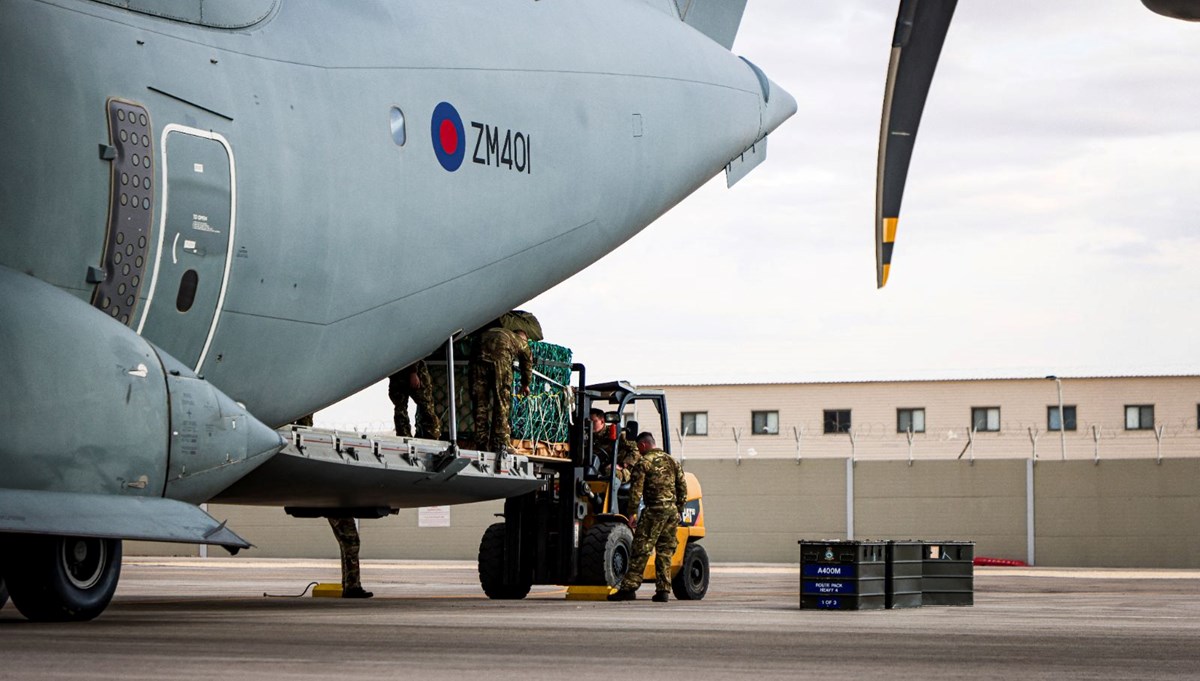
[0,0,793,621]
[1,0,1195,623]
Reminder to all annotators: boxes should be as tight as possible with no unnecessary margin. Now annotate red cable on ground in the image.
[974,557,1028,567]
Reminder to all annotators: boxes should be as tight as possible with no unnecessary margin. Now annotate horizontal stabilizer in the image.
[676,0,749,49]
[876,0,957,288]
[0,489,251,551]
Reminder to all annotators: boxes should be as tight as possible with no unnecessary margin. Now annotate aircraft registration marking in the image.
[471,122,530,174]
[431,101,530,174]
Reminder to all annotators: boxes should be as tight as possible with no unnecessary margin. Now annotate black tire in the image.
[0,577,8,611]
[578,522,633,587]
[477,523,531,599]
[0,535,122,622]
[671,542,709,601]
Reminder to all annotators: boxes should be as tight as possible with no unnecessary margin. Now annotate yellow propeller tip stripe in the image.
[880,264,891,288]
[884,217,898,243]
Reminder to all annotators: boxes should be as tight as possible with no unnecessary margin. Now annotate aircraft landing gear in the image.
[0,535,122,622]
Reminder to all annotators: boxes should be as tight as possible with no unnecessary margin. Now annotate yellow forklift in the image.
[477,368,710,600]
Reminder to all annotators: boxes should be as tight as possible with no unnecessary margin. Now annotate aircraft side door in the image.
[137,126,236,372]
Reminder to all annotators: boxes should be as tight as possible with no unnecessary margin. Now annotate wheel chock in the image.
[565,585,615,601]
[312,583,343,598]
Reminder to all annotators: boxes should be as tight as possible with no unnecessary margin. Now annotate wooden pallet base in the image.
[510,439,570,459]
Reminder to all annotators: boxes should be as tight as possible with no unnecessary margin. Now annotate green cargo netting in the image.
[425,341,573,446]
[510,341,572,442]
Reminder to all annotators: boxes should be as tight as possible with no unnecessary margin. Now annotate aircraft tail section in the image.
[675,0,748,50]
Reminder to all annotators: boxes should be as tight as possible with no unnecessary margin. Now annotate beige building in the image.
[129,374,1200,568]
[638,375,1200,462]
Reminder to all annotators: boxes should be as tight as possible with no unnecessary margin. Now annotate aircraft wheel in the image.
[579,522,633,587]
[477,523,531,599]
[0,535,122,621]
[671,542,709,601]
[0,576,8,611]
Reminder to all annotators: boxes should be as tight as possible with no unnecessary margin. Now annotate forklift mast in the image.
[496,363,675,589]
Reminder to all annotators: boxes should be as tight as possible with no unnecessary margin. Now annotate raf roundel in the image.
[431,102,466,172]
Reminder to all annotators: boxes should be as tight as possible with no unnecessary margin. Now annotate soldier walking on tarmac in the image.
[608,432,687,603]
[388,360,441,439]
[470,326,532,454]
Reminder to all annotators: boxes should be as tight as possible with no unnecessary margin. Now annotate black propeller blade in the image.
[875,0,957,288]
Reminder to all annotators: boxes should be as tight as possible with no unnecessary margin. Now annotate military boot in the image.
[652,591,669,603]
[607,589,637,601]
[343,586,374,599]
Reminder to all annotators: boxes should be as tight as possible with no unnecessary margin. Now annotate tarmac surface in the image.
[2,559,1199,680]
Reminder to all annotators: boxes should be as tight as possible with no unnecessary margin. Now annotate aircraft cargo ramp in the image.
[212,427,547,510]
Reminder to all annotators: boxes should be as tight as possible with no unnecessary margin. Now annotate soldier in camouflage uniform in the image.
[470,326,532,453]
[326,517,372,599]
[388,360,441,439]
[609,432,687,603]
[589,408,639,482]
[293,416,372,599]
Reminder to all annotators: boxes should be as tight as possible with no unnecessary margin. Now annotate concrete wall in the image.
[854,460,1029,561]
[1035,459,1200,568]
[126,457,1200,568]
[683,459,847,563]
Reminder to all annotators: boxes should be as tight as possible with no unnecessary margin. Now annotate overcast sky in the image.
[321,0,1200,428]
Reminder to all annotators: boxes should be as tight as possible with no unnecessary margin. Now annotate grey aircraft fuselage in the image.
[1,0,793,428]
[0,0,794,535]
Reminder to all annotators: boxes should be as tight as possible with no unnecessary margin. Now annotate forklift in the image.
[477,364,710,600]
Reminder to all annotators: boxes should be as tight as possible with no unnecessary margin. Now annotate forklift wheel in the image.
[671,543,709,600]
[579,522,633,587]
[477,523,532,599]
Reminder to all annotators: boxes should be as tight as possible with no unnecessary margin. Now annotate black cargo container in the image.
[922,541,975,606]
[798,540,887,610]
[886,541,923,609]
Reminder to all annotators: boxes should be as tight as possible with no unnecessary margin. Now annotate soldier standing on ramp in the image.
[470,326,532,454]
[388,360,441,439]
[608,432,687,603]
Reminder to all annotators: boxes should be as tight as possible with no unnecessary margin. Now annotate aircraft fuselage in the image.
[1,0,794,426]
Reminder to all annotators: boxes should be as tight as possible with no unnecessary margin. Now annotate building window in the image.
[823,409,851,434]
[751,411,778,435]
[897,408,925,433]
[971,407,1000,432]
[1047,405,1077,432]
[1125,405,1154,430]
[680,412,708,437]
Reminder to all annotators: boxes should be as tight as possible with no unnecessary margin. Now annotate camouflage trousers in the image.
[470,359,513,452]
[618,507,679,593]
[389,361,441,439]
[327,517,361,590]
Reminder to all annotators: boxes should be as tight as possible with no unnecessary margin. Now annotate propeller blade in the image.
[875,0,957,288]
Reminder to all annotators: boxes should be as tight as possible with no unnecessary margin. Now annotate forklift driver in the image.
[589,408,637,482]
